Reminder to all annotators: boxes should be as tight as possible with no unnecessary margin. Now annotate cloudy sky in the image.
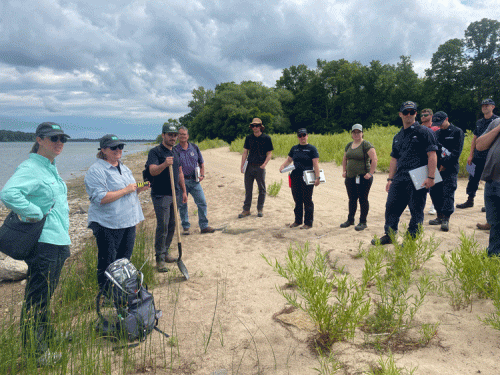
[0,0,499,138]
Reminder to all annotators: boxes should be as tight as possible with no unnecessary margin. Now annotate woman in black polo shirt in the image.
[279,128,320,229]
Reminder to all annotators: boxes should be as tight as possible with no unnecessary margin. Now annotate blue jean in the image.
[485,181,500,256]
[179,179,209,230]
[384,174,428,236]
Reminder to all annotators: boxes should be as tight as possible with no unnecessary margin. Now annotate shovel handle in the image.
[168,165,182,247]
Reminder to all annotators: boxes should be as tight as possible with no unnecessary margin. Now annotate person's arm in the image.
[385,157,397,192]
[342,152,347,178]
[476,124,500,151]
[199,162,205,182]
[467,135,477,165]
[241,149,249,173]
[149,156,174,176]
[312,158,320,186]
[260,150,272,169]
[178,166,188,203]
[422,151,437,189]
[100,184,138,205]
[364,148,378,179]
[279,156,293,172]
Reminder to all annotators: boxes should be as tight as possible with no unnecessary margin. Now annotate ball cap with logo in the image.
[35,122,71,139]
[98,134,126,150]
[399,101,418,112]
[481,99,495,106]
[162,124,179,133]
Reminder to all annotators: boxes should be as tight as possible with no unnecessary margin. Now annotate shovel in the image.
[169,165,189,280]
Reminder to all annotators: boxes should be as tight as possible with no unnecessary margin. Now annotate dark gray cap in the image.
[99,134,125,150]
[432,111,448,126]
[481,98,495,106]
[35,122,70,138]
[399,101,417,112]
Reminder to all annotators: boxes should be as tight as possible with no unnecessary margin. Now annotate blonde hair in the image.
[96,150,107,160]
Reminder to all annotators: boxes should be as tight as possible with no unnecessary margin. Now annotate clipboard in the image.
[409,166,442,190]
[303,169,326,185]
[242,160,248,174]
[281,164,295,173]
[466,162,476,177]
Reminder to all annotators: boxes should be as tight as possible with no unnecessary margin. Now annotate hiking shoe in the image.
[238,210,250,218]
[182,228,190,235]
[482,206,486,213]
[429,217,442,225]
[289,222,300,228]
[456,197,474,209]
[156,261,169,272]
[428,205,436,215]
[441,220,449,232]
[477,222,491,230]
[257,211,263,217]
[355,223,367,231]
[201,226,215,234]
[165,254,177,263]
[300,224,312,229]
[340,220,354,228]
[371,234,392,246]
[36,350,62,367]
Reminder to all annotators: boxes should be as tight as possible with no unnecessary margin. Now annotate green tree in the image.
[179,87,214,128]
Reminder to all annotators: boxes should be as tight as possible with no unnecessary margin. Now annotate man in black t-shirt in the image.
[146,123,187,272]
[239,118,274,218]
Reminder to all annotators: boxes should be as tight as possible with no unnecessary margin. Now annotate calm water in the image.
[0,142,151,191]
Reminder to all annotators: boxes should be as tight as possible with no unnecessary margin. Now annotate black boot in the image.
[456,196,474,209]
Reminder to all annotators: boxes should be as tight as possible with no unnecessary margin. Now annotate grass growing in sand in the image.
[267,179,283,197]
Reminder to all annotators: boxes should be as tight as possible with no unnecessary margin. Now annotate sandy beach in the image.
[1,145,499,374]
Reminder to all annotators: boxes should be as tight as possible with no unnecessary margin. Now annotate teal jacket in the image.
[0,153,71,246]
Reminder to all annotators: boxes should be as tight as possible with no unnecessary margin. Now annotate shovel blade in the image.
[177,259,189,280]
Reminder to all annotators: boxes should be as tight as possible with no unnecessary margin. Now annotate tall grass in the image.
[230,126,473,176]
[197,138,229,151]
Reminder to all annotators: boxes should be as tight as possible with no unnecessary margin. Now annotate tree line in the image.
[179,18,500,143]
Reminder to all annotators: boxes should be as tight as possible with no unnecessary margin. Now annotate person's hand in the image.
[126,183,137,194]
[163,156,174,167]
[385,180,392,192]
[467,155,473,165]
[182,192,188,204]
[279,165,284,172]
[439,166,445,172]
[241,165,245,173]
[342,171,347,178]
[364,173,372,180]
[137,182,150,193]
[422,178,435,189]
[260,164,266,169]
[314,179,320,187]
[198,175,204,182]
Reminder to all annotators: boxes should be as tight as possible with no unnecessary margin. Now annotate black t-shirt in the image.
[435,123,464,175]
[474,114,499,159]
[146,143,180,196]
[243,133,274,164]
[288,144,320,177]
[390,122,438,175]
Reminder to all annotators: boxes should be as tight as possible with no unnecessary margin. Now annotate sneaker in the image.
[165,254,177,263]
[340,220,354,228]
[200,226,215,234]
[289,222,300,228]
[482,206,486,213]
[300,224,312,229]
[429,217,442,225]
[257,211,263,217]
[441,220,449,232]
[156,261,169,272]
[182,228,190,235]
[238,210,250,218]
[428,205,436,215]
[477,222,491,230]
[371,234,392,246]
[354,223,367,231]
[36,350,62,367]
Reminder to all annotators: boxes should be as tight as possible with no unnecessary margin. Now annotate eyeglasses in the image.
[49,135,67,143]
[110,144,124,151]
[402,110,416,116]
[421,113,430,117]
[250,124,261,128]
[298,133,307,138]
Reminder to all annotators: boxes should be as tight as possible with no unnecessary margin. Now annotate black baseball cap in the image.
[297,128,308,135]
[481,99,495,106]
[98,134,125,150]
[399,101,417,112]
[162,124,178,133]
[432,111,448,126]
[35,122,70,139]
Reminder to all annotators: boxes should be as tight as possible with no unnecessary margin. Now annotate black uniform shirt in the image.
[473,114,499,159]
[435,123,464,175]
[391,122,438,175]
[146,143,180,196]
[288,144,320,177]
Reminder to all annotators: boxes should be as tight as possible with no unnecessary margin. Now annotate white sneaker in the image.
[428,205,436,215]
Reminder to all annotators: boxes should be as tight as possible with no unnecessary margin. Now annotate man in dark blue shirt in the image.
[372,101,438,245]
[239,118,274,218]
[457,99,498,209]
[428,112,464,231]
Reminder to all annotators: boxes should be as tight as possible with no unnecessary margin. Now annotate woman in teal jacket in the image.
[0,122,71,364]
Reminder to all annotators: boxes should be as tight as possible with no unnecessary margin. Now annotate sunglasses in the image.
[402,110,416,116]
[110,144,124,151]
[421,113,430,117]
[298,133,307,138]
[49,135,67,143]
[250,124,261,128]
